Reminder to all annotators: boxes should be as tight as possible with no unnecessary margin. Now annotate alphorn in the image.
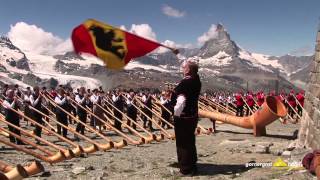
[84,103,146,145]
[151,96,172,116]
[14,96,57,134]
[109,95,173,139]
[0,160,44,178]
[293,95,306,112]
[67,97,143,145]
[122,96,173,139]
[26,100,111,153]
[200,96,236,115]
[280,95,302,120]
[100,99,162,142]
[0,99,76,161]
[42,94,124,149]
[2,164,28,180]
[0,125,54,156]
[252,96,290,124]
[0,116,76,158]
[0,137,66,164]
[136,95,211,135]
[199,96,287,136]
[134,96,174,129]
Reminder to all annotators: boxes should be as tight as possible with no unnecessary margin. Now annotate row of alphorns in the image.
[0,92,214,179]
[198,94,301,124]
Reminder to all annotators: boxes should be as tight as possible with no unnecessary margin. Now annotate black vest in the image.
[5,99,19,122]
[173,75,201,117]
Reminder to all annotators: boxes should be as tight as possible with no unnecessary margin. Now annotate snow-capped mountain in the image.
[0,23,313,91]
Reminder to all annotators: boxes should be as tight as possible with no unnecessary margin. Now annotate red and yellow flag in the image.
[71,19,164,69]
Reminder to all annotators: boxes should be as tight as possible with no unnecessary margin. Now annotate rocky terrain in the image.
[0,119,316,180]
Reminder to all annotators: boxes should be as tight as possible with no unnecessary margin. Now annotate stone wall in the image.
[298,29,320,149]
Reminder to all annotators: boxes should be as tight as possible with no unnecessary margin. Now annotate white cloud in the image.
[197,24,218,45]
[156,40,193,53]
[8,22,72,55]
[129,24,157,41]
[162,4,186,18]
[119,25,127,31]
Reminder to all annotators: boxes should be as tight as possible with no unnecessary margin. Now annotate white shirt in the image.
[75,94,87,104]
[112,94,120,102]
[174,95,186,117]
[90,94,100,104]
[29,94,41,107]
[54,95,67,105]
[2,99,16,109]
[160,96,168,105]
[142,95,147,103]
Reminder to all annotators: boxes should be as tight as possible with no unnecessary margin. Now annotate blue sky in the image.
[0,0,319,56]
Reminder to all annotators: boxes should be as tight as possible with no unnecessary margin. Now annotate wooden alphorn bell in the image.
[28,97,111,153]
[0,135,66,165]
[0,125,55,157]
[42,93,124,150]
[0,161,28,180]
[0,142,45,178]
[101,98,162,143]
[0,160,44,180]
[67,97,143,146]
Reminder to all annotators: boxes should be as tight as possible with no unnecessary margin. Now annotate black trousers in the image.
[161,112,170,128]
[114,110,123,130]
[246,106,254,116]
[7,118,22,144]
[56,113,68,137]
[127,111,137,130]
[236,106,244,116]
[143,109,153,129]
[33,113,43,138]
[76,114,86,134]
[174,116,198,174]
[297,105,303,117]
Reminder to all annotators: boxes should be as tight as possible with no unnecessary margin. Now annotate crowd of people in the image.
[0,61,306,177]
[203,89,305,120]
[0,84,176,144]
[0,84,305,145]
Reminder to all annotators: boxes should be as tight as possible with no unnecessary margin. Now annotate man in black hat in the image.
[172,60,201,176]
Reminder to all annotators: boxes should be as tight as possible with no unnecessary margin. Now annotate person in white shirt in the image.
[126,91,137,130]
[75,87,91,135]
[54,88,69,137]
[112,89,124,131]
[2,89,23,145]
[90,89,104,132]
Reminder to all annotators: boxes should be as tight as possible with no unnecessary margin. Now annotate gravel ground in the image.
[0,118,317,180]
